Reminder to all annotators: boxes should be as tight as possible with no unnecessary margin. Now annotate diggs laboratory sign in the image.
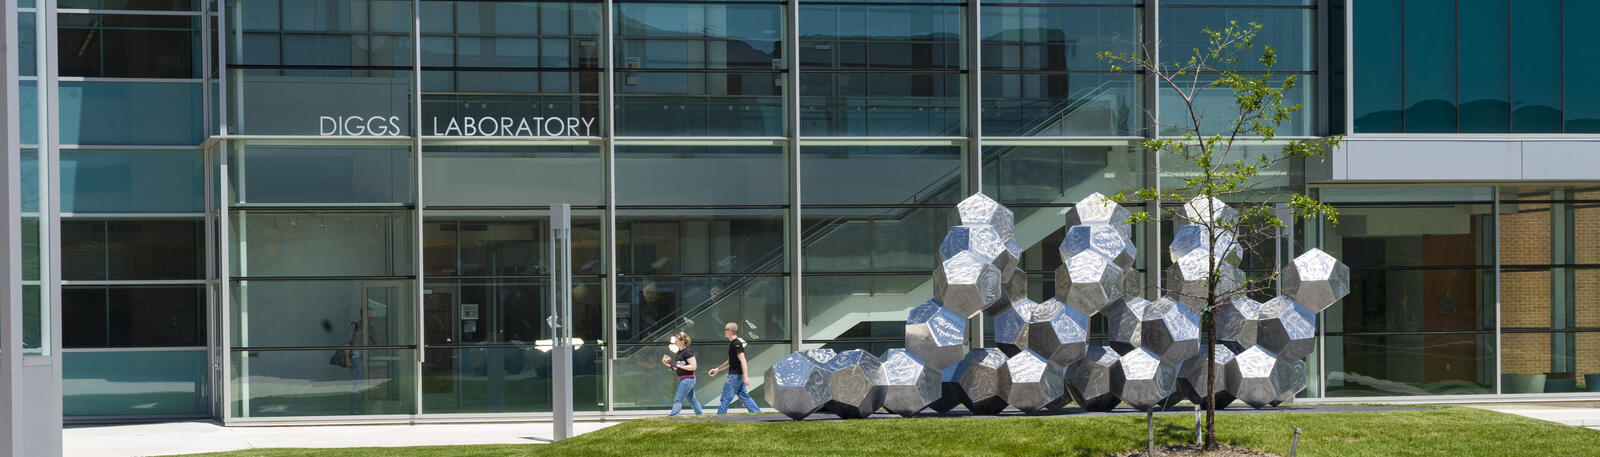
[319,115,597,137]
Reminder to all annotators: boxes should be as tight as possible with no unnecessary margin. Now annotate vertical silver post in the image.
[551,204,574,440]
[785,0,802,352]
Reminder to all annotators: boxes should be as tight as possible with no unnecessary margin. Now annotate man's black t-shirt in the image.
[675,348,695,377]
[727,338,746,375]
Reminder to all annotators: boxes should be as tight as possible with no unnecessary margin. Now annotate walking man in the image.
[707,322,762,414]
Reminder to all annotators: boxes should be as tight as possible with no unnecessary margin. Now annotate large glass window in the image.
[60,82,205,146]
[63,286,205,348]
[229,211,413,278]
[61,149,204,213]
[614,3,785,136]
[62,219,203,281]
[1497,187,1600,393]
[65,350,209,417]
[615,145,784,205]
[802,145,961,206]
[422,146,603,207]
[59,13,199,78]
[800,3,962,136]
[229,144,413,205]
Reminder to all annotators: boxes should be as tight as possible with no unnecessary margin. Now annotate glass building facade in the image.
[2,0,1596,424]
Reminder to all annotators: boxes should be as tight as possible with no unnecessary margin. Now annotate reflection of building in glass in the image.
[6,0,1598,425]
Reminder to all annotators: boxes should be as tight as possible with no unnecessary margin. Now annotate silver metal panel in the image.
[878,349,941,417]
[955,348,1008,415]
[905,299,967,371]
[1026,297,1089,366]
[1110,348,1177,412]
[1064,346,1120,412]
[1337,140,1521,181]
[822,349,885,419]
[764,352,831,420]
[997,349,1061,414]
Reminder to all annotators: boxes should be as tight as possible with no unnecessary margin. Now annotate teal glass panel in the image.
[64,350,209,417]
[59,0,195,11]
[1159,75,1315,136]
[21,149,39,214]
[59,14,198,78]
[802,4,961,70]
[615,3,783,70]
[981,143,1142,206]
[1564,2,1600,132]
[980,73,1140,136]
[1402,0,1455,132]
[20,12,36,77]
[231,349,417,417]
[421,345,606,413]
[22,220,39,282]
[422,2,601,69]
[1352,0,1401,132]
[23,285,41,352]
[801,146,960,205]
[612,342,778,411]
[800,72,962,137]
[616,209,785,275]
[1160,7,1314,72]
[614,72,783,136]
[62,219,204,281]
[59,82,204,145]
[420,71,601,136]
[63,286,205,347]
[229,212,414,278]
[228,69,413,136]
[60,149,204,213]
[799,208,953,273]
[228,145,412,205]
[615,146,784,205]
[1458,0,1509,133]
[20,80,38,146]
[980,6,1137,72]
[1511,0,1561,133]
[229,280,416,348]
[422,146,603,206]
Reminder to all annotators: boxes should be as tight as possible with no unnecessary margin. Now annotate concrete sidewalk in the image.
[65,420,620,457]
[1466,402,1600,430]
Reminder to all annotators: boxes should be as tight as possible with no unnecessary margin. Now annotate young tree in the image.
[1098,23,1342,450]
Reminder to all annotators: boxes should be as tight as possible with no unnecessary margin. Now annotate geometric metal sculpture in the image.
[1281,248,1351,312]
[1181,195,1239,227]
[1061,224,1138,269]
[1215,296,1263,352]
[955,348,1010,415]
[1164,255,1244,312]
[998,349,1063,414]
[1110,347,1179,412]
[1055,251,1125,316]
[934,250,1006,318]
[1026,297,1090,366]
[1169,224,1243,267]
[993,298,1038,357]
[1064,192,1133,239]
[1178,344,1238,409]
[1225,346,1297,409]
[1226,295,1317,361]
[822,349,886,419]
[1107,296,1201,367]
[1271,358,1308,406]
[878,349,942,417]
[904,299,967,371]
[939,224,1015,273]
[953,193,1016,242]
[1065,346,1121,412]
[764,352,832,420]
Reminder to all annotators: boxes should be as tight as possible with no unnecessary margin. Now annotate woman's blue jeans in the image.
[669,377,702,416]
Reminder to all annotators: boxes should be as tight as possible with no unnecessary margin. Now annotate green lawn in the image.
[180,406,1600,457]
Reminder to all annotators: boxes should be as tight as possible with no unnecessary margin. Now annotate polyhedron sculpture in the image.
[1181,195,1239,227]
[1026,297,1091,366]
[993,298,1038,357]
[1110,347,1179,412]
[934,250,1006,318]
[1107,296,1201,366]
[822,349,886,419]
[878,349,942,417]
[1225,346,1298,409]
[1061,224,1138,269]
[998,350,1064,414]
[1054,252,1125,315]
[1178,344,1238,409]
[1271,358,1309,406]
[1164,256,1245,312]
[904,299,967,371]
[1064,346,1121,412]
[1064,192,1133,239]
[952,193,1016,241]
[764,352,832,420]
[939,224,1015,273]
[1169,224,1243,267]
[1281,248,1351,312]
[1219,295,1316,361]
[955,348,1010,415]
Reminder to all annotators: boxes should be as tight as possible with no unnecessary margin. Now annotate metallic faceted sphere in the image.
[1054,251,1125,316]
[1164,256,1245,312]
[1178,344,1238,409]
[952,193,1016,241]
[1215,296,1263,352]
[822,349,886,419]
[1168,224,1243,267]
[1107,296,1201,366]
[1221,295,1317,361]
[955,348,1011,415]
[1181,196,1239,227]
[934,251,1006,318]
[764,352,832,420]
[1110,347,1179,412]
[878,349,942,417]
[1225,346,1298,409]
[1064,192,1133,240]
[997,349,1064,414]
[1025,297,1091,366]
[992,298,1039,357]
[1281,248,1352,312]
[1065,346,1122,412]
[1060,224,1138,270]
[1271,358,1309,406]
[938,224,1016,273]
[904,299,968,371]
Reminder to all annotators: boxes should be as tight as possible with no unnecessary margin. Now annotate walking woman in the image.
[662,332,703,416]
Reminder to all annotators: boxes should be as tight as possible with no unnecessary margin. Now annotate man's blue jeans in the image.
[669,377,702,416]
[717,374,761,414]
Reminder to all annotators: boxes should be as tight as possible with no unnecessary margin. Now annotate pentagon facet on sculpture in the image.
[905,299,968,371]
[1216,296,1263,352]
[764,352,832,420]
[993,299,1037,357]
[1064,192,1133,239]
[1110,347,1179,412]
[1055,252,1125,315]
[998,349,1064,414]
[1065,346,1121,412]
[955,348,1011,415]
[1107,296,1201,366]
[1179,344,1238,409]
[939,224,1015,273]
[1060,224,1138,269]
[1282,248,1351,312]
[952,193,1016,241]
[822,349,886,419]
[1253,295,1318,361]
[878,349,942,417]
[934,250,1006,318]
[1026,297,1091,366]
[1226,346,1296,409]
